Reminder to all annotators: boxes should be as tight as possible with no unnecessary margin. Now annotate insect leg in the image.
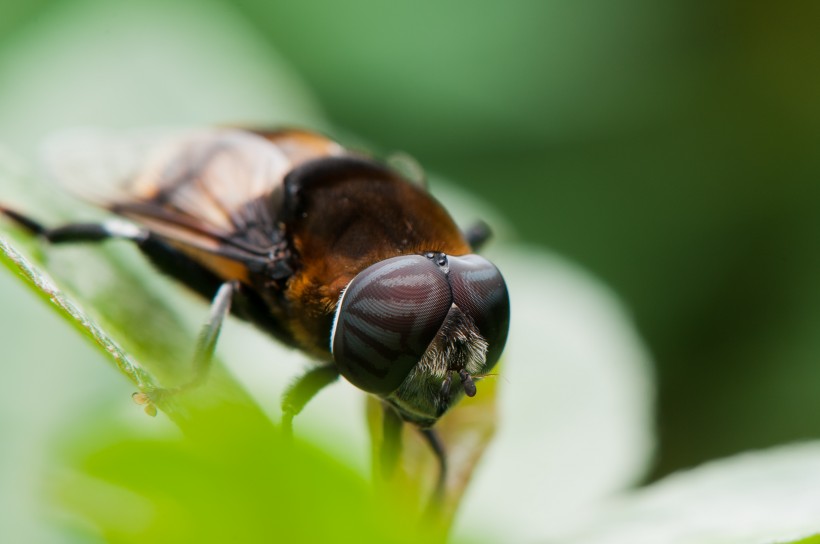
[463,220,492,251]
[419,427,448,502]
[187,280,237,387]
[0,206,147,243]
[141,280,236,411]
[280,364,339,437]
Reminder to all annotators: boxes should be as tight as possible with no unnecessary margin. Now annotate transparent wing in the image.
[42,126,347,254]
[41,126,186,208]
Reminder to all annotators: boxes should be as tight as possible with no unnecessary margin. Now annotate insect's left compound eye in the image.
[447,254,510,370]
[331,255,452,394]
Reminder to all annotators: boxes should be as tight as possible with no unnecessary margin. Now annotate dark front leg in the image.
[141,280,238,410]
[188,281,237,387]
[280,364,340,437]
[1,206,147,244]
[379,407,448,508]
[463,220,492,252]
[419,427,447,502]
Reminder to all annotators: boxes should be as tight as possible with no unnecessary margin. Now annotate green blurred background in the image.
[2,0,819,485]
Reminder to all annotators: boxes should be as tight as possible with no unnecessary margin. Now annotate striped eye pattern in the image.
[446,254,510,371]
[331,253,509,395]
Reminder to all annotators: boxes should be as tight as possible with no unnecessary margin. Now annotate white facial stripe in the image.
[329,282,352,355]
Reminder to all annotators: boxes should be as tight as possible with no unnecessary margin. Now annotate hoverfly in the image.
[0,127,510,486]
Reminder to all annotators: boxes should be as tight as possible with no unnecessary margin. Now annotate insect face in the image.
[331,252,509,426]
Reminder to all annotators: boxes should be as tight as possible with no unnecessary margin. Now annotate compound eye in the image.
[331,255,452,394]
[447,255,510,369]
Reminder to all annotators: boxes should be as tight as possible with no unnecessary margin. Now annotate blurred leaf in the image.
[0,0,326,156]
[560,442,820,544]
[51,400,425,543]
[237,0,686,153]
[0,234,154,390]
[789,536,820,544]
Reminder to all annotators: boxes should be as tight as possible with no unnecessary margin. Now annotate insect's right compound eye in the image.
[331,255,453,394]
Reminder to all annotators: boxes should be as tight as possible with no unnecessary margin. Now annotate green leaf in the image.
[558,442,820,544]
[0,234,154,390]
[50,398,426,543]
[789,536,820,544]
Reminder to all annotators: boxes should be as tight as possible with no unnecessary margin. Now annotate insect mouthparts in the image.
[458,369,477,397]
